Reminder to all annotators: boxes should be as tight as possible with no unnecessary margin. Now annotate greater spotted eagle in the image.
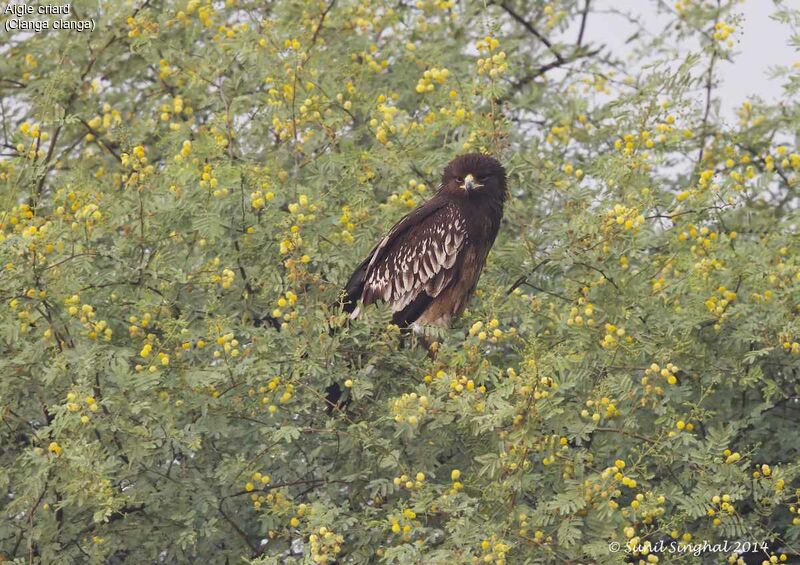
[342,153,507,331]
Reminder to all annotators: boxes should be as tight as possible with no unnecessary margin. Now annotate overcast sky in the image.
[580,0,797,120]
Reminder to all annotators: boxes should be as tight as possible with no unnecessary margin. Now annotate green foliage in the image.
[2,0,800,563]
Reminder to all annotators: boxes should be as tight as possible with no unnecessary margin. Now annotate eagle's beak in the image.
[462,174,481,191]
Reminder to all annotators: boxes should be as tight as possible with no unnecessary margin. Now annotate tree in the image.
[1,0,799,562]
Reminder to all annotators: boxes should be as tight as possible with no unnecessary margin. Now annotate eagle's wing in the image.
[350,201,467,321]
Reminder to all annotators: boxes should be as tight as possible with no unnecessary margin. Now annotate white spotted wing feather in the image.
[356,203,467,315]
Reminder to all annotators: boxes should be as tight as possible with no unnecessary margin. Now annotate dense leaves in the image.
[1,0,800,563]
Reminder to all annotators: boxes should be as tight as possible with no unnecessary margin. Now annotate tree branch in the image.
[498,1,564,63]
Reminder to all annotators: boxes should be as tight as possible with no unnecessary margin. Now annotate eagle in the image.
[342,153,507,332]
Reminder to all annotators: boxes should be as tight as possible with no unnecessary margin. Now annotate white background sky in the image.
[580,0,797,119]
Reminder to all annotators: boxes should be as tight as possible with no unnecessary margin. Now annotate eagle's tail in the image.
[339,255,369,316]
[324,258,370,414]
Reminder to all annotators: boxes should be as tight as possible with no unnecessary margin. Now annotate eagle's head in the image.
[441,153,507,202]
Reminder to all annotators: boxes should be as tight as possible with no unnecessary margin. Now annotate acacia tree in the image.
[2,0,800,563]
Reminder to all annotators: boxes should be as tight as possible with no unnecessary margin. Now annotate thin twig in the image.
[505,258,551,295]
[576,0,591,47]
[311,0,336,45]
[502,47,601,103]
[696,0,721,165]
[520,281,571,302]
[498,1,564,63]
[76,117,121,162]
[594,427,657,444]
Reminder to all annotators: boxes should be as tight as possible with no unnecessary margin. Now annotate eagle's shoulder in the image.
[355,200,468,316]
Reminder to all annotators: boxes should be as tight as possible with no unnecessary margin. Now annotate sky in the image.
[581,0,797,119]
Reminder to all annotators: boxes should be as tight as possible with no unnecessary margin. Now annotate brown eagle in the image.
[342,153,507,331]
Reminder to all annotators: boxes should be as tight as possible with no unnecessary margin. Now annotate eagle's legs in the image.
[404,326,440,360]
[418,334,438,360]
